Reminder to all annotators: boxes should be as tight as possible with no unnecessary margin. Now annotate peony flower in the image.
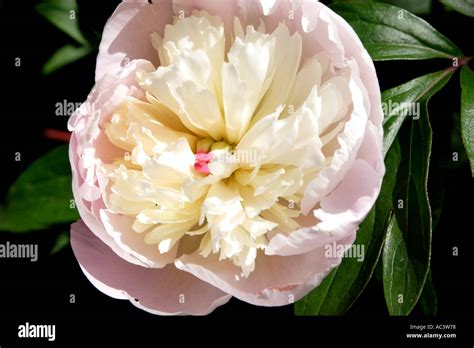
[68,0,384,315]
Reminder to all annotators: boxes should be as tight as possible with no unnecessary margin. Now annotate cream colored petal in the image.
[261,204,300,234]
[139,49,225,140]
[186,224,209,236]
[284,52,329,117]
[252,23,302,124]
[137,207,199,225]
[142,138,195,187]
[105,98,198,158]
[150,32,168,67]
[317,75,352,134]
[144,220,198,250]
[239,185,278,218]
[238,103,324,170]
[222,26,276,143]
[247,168,286,195]
[201,181,246,237]
[242,215,277,237]
[143,92,192,134]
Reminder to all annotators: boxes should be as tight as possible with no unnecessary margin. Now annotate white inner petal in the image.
[100,11,354,277]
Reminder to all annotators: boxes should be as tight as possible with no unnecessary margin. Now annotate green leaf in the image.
[419,270,438,316]
[440,0,474,18]
[330,2,462,60]
[36,0,87,45]
[460,65,474,175]
[333,0,432,15]
[373,255,383,282]
[42,44,93,75]
[382,0,432,15]
[0,145,79,233]
[381,71,451,315]
[382,69,455,156]
[295,140,401,315]
[50,231,70,254]
[296,68,452,315]
[382,216,421,315]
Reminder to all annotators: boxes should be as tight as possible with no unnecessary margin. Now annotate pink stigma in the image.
[194,150,213,175]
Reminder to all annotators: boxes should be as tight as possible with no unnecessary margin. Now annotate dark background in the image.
[0,0,473,345]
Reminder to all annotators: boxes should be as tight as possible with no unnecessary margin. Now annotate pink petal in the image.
[99,210,179,268]
[70,136,181,269]
[70,135,139,266]
[69,60,167,268]
[173,0,264,36]
[71,220,231,315]
[295,0,383,125]
[175,232,356,306]
[261,0,382,126]
[69,59,154,133]
[299,63,370,215]
[95,0,174,81]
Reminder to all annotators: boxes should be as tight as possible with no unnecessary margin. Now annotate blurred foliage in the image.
[440,0,474,17]
[36,0,97,75]
[0,145,78,233]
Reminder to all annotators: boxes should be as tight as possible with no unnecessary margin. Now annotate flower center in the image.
[194,151,213,175]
